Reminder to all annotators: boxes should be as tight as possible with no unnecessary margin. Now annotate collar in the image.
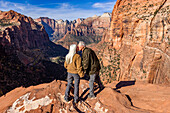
[82,47,86,52]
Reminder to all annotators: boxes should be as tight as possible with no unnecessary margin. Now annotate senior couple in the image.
[64,41,104,103]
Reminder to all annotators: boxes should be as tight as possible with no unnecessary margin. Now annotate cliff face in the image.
[34,17,55,38]
[34,17,72,40]
[0,10,68,95]
[57,13,111,48]
[99,0,170,84]
[35,13,111,48]
[0,10,49,51]
[70,13,111,37]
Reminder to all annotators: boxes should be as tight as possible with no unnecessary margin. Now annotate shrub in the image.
[154,9,159,16]
[0,19,13,27]
[143,70,146,73]
[149,4,154,7]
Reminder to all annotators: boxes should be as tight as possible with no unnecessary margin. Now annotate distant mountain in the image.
[35,13,111,48]
[34,17,84,41]
[0,10,68,95]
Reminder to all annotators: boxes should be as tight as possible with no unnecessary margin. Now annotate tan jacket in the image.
[64,54,84,77]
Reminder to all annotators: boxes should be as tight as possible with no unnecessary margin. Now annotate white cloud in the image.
[92,2,116,11]
[0,1,114,20]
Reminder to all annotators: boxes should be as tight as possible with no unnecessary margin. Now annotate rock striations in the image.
[35,13,111,48]
[97,0,170,85]
[0,10,50,51]
[0,10,68,95]
[0,1,170,113]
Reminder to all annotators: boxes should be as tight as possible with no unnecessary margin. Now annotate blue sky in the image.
[0,0,116,20]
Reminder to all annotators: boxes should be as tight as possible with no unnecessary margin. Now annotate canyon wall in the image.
[35,13,111,48]
[99,0,169,84]
[0,10,49,51]
[0,10,68,95]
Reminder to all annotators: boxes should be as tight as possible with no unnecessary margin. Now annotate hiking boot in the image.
[64,96,69,102]
[88,94,96,98]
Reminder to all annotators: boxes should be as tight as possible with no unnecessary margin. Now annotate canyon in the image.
[35,13,111,48]
[0,10,68,95]
[0,0,170,112]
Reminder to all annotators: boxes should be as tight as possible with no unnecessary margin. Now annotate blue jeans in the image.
[89,73,103,95]
[65,72,80,101]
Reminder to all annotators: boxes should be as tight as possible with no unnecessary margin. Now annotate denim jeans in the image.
[89,73,103,95]
[65,72,80,101]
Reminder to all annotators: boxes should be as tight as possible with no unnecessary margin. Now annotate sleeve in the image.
[82,51,90,73]
[76,55,84,78]
[64,61,68,69]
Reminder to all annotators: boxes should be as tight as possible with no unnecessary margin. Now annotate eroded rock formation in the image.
[1,80,169,113]
[0,10,50,51]
[97,0,169,85]
[0,10,68,95]
[35,13,111,49]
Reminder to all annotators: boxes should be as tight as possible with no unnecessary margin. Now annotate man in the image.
[78,41,104,98]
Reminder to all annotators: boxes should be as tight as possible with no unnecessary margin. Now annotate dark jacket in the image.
[82,47,101,75]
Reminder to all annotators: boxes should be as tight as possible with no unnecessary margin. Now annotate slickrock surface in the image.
[1,80,169,113]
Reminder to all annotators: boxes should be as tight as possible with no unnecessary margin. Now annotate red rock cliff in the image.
[100,0,169,84]
[35,13,111,48]
[56,13,111,48]
[0,10,50,51]
[0,10,68,95]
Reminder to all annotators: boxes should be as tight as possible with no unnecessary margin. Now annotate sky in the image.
[0,0,116,20]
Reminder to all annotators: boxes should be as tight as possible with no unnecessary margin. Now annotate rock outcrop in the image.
[35,17,74,40]
[57,13,111,49]
[97,0,170,85]
[0,80,169,113]
[34,17,55,38]
[0,10,68,95]
[0,10,49,51]
[35,13,111,48]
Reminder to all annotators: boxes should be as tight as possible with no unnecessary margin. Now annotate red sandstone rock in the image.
[107,81,170,113]
[1,80,168,113]
[0,10,49,51]
[96,0,170,85]
[0,10,68,96]
[35,13,111,49]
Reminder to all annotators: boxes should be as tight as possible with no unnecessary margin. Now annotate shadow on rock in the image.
[115,81,136,89]
[73,102,85,113]
[0,43,68,96]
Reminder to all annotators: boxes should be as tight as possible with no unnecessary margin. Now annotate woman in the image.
[64,44,84,103]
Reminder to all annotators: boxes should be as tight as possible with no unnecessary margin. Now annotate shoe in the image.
[64,96,69,102]
[88,94,96,98]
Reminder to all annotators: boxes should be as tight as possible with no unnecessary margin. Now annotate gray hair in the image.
[65,44,77,64]
[78,41,86,47]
